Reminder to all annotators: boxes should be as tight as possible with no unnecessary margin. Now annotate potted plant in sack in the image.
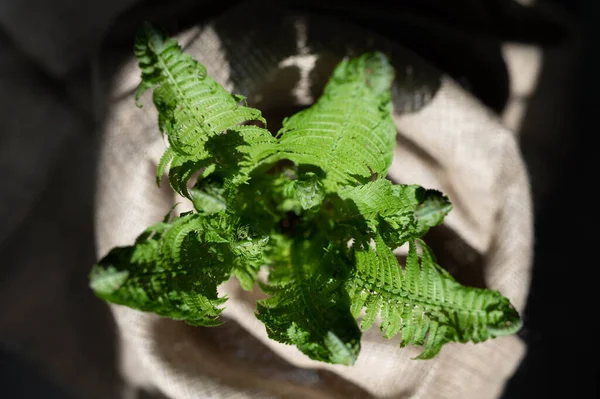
[91,18,531,398]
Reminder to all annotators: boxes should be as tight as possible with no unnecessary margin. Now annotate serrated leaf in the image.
[90,213,268,325]
[346,236,522,359]
[256,237,361,365]
[134,23,275,198]
[271,52,397,191]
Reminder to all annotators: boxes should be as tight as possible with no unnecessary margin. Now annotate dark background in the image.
[0,0,597,397]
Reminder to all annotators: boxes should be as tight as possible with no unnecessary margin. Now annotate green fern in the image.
[90,210,269,326]
[90,24,522,365]
[134,23,276,198]
[269,52,397,190]
[347,236,521,359]
[256,235,361,365]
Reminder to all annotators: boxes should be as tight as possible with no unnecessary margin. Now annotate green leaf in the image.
[346,236,522,359]
[134,23,275,198]
[90,212,269,325]
[339,179,452,247]
[190,177,227,214]
[272,52,397,191]
[414,189,452,232]
[256,237,361,365]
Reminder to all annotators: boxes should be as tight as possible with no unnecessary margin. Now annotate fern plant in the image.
[90,24,522,365]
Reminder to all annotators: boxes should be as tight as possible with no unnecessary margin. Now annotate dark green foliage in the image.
[90,24,522,365]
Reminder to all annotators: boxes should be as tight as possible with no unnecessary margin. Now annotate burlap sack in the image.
[95,3,532,398]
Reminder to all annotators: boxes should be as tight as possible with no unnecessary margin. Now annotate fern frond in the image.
[338,178,451,247]
[256,237,361,365]
[347,236,521,359]
[273,52,397,190]
[134,23,276,198]
[190,176,227,214]
[90,211,269,325]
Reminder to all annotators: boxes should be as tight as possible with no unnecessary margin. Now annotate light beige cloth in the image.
[95,4,532,398]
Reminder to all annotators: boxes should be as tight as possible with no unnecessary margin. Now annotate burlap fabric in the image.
[95,3,532,398]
